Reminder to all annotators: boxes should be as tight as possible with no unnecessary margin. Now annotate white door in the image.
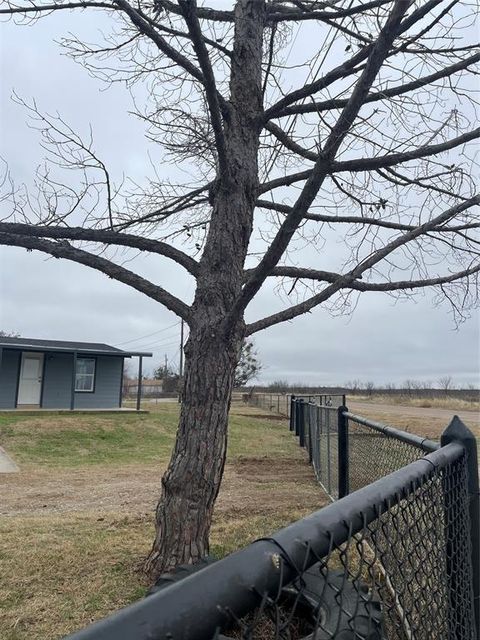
[17,352,44,405]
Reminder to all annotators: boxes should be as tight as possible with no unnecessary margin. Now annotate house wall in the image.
[74,356,123,409]
[0,350,21,409]
[42,352,73,409]
[42,353,124,409]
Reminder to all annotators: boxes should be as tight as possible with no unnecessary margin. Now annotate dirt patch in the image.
[232,455,311,478]
[0,454,324,520]
[0,464,160,516]
[236,413,285,421]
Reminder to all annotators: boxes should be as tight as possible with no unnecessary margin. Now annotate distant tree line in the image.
[249,378,478,401]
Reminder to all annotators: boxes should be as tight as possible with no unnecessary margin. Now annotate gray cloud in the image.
[1,11,478,387]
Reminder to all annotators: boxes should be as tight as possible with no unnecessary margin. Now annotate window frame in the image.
[75,356,97,393]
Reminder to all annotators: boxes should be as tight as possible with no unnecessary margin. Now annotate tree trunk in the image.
[144,0,266,579]
[144,322,242,577]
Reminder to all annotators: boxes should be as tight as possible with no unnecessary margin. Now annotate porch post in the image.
[119,357,125,409]
[70,351,77,411]
[136,356,143,411]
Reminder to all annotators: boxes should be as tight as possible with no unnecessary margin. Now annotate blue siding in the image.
[74,356,123,409]
[1,351,124,410]
[0,350,20,409]
[42,352,72,409]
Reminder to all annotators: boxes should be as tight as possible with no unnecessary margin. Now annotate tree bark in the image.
[144,0,266,578]
[144,322,243,576]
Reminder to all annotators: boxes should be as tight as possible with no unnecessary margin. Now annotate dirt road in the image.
[348,400,479,436]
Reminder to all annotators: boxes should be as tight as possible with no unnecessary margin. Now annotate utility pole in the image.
[164,353,168,376]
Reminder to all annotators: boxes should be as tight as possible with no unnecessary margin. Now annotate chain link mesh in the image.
[65,401,477,640]
[305,403,339,499]
[216,452,475,640]
[247,394,346,418]
[346,417,431,494]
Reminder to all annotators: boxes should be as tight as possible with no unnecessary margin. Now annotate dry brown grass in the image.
[0,404,326,640]
[351,393,479,412]
[347,402,479,440]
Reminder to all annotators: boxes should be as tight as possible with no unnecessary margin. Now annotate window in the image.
[75,358,96,392]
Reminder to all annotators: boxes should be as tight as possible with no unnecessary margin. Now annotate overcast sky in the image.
[0,7,479,387]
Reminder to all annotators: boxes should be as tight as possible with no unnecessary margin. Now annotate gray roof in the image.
[0,336,152,357]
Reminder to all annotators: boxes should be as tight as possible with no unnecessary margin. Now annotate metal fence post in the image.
[338,405,349,499]
[297,400,305,447]
[298,403,310,447]
[307,405,313,464]
[441,416,480,637]
[295,399,300,436]
[289,395,295,431]
[326,409,331,495]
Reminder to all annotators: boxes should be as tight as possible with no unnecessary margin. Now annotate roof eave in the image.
[0,344,152,358]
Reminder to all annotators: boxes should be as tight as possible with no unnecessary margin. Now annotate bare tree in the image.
[345,379,363,394]
[365,381,375,397]
[1,0,479,578]
[438,374,454,395]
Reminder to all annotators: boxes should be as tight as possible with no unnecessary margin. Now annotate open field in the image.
[347,393,479,412]
[347,399,479,440]
[2,398,478,639]
[0,403,325,640]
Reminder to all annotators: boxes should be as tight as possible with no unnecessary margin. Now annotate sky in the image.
[0,6,479,387]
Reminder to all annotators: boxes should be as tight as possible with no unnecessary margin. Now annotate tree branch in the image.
[267,0,392,23]
[264,264,480,291]
[247,195,480,334]
[0,232,192,321]
[0,222,199,275]
[155,0,233,22]
[112,0,205,83]
[256,199,480,232]
[177,0,228,173]
[265,0,446,119]
[272,52,480,118]
[246,264,480,335]
[229,0,414,323]
[259,128,480,194]
[0,1,114,14]
[334,128,480,173]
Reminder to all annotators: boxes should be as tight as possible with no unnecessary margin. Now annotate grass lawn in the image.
[0,402,325,640]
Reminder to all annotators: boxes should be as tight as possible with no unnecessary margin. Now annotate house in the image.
[0,337,152,411]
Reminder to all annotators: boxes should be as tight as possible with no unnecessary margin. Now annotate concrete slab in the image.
[0,446,19,473]
[0,408,149,416]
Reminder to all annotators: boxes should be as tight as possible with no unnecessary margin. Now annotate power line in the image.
[135,330,180,345]
[115,321,180,347]
[131,338,179,351]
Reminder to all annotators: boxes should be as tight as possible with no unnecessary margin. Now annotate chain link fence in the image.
[65,439,477,640]
[300,402,339,499]
[65,399,479,640]
[247,393,346,418]
[344,412,439,494]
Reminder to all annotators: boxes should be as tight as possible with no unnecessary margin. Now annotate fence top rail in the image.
[64,442,463,640]
[343,410,440,453]
[290,393,345,400]
[304,401,339,411]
